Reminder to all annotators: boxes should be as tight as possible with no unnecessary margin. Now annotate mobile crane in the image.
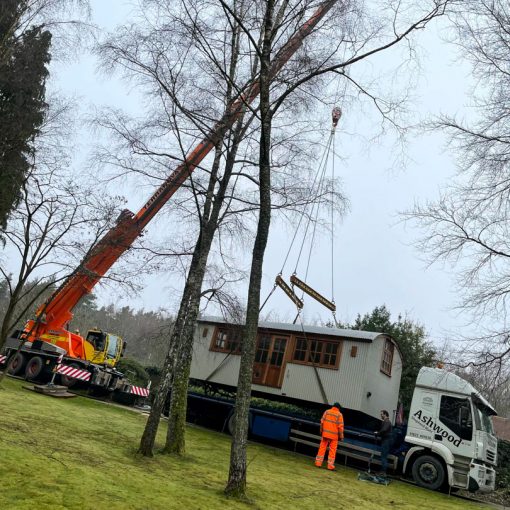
[0,0,340,394]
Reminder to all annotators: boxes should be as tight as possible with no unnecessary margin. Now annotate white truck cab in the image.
[404,367,497,492]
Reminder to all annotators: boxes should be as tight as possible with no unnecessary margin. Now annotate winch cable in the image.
[259,118,335,312]
[291,107,342,323]
[330,118,338,327]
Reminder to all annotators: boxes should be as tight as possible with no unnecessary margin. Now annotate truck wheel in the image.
[7,352,26,375]
[25,356,44,381]
[412,455,445,491]
[60,364,80,387]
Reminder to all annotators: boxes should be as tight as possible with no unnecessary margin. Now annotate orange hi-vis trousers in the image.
[315,437,338,470]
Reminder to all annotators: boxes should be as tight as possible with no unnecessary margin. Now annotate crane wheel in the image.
[7,352,26,376]
[60,363,80,387]
[25,356,45,381]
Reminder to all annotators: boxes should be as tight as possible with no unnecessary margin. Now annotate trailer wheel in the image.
[7,352,26,375]
[227,411,253,436]
[60,364,80,387]
[227,413,235,435]
[412,455,445,491]
[25,356,44,381]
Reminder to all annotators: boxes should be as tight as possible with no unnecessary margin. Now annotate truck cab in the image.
[404,367,497,492]
[86,329,126,367]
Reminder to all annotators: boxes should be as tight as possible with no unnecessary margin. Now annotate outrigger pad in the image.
[24,384,77,398]
[357,472,391,486]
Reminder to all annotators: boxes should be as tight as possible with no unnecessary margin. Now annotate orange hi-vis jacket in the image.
[321,407,344,440]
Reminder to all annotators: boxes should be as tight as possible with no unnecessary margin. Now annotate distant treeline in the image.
[0,280,173,367]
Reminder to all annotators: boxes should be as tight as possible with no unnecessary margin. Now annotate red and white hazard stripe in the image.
[56,364,91,382]
[0,354,7,365]
[130,385,150,397]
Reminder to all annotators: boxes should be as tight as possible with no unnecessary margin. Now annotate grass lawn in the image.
[0,377,491,510]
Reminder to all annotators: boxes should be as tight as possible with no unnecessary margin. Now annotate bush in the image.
[496,440,510,494]
[116,357,150,387]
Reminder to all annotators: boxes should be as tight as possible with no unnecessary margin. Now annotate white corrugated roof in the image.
[197,315,386,342]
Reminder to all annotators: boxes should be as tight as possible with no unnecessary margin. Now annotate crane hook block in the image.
[275,275,304,309]
[332,106,342,128]
[290,274,336,312]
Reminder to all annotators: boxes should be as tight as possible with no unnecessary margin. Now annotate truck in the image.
[0,1,339,392]
[184,316,498,493]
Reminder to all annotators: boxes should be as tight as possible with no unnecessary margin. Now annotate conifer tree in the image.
[0,0,51,230]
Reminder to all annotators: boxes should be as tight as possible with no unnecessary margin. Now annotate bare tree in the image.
[97,0,452,496]
[220,0,453,498]
[96,0,344,457]
[0,0,92,66]
[406,0,510,371]
[0,98,125,362]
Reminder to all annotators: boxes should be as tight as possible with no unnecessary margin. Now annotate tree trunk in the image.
[138,320,179,456]
[225,0,274,498]
[163,238,211,454]
[141,116,245,456]
[164,121,246,453]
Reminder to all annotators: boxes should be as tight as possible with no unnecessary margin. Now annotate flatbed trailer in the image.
[184,391,400,472]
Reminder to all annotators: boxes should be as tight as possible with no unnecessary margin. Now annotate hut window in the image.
[350,345,358,357]
[381,339,394,376]
[323,342,339,366]
[270,337,287,366]
[292,337,340,369]
[293,338,307,361]
[308,340,322,363]
[211,327,241,354]
[255,335,270,363]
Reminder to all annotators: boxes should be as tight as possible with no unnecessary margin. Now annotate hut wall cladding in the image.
[190,321,403,419]
[275,339,371,409]
[363,336,402,419]
[191,325,242,386]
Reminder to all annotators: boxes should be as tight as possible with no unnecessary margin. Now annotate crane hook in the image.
[332,106,342,128]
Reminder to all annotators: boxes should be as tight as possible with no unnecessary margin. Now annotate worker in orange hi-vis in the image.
[315,402,344,471]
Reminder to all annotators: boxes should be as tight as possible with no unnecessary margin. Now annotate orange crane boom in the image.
[32,0,339,338]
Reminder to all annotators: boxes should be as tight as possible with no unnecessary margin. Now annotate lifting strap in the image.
[290,274,336,312]
[296,314,329,404]
[205,353,232,382]
[259,106,342,316]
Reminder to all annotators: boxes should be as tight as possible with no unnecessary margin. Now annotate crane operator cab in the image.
[86,329,126,367]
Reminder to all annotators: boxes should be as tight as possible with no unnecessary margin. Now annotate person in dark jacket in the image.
[375,409,393,475]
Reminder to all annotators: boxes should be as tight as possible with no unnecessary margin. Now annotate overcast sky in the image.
[48,1,477,346]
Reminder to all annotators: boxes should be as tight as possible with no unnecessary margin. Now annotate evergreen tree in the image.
[0,0,51,230]
[351,305,437,413]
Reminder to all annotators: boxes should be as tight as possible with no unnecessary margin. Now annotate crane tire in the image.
[60,363,80,387]
[25,356,44,381]
[7,352,26,375]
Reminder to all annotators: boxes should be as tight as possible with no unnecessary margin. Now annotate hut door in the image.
[252,334,288,388]
[252,334,271,385]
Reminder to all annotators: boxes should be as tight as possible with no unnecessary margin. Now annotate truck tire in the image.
[7,352,26,375]
[412,455,445,491]
[25,356,44,381]
[60,363,80,387]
